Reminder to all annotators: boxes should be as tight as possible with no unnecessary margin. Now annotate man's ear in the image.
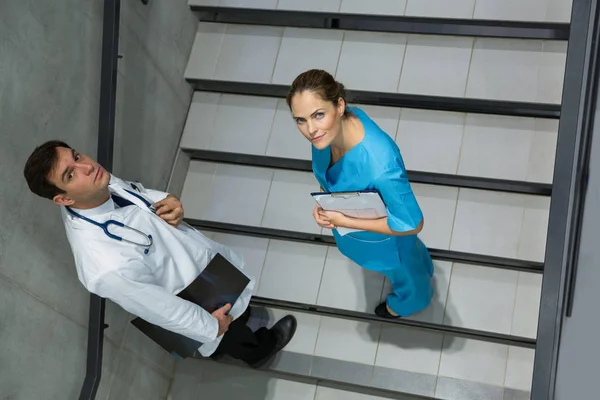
[53,194,74,207]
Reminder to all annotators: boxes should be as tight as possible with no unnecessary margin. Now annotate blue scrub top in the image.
[311,106,434,316]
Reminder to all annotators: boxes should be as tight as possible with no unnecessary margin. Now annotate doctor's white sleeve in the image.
[91,265,219,344]
[145,188,170,203]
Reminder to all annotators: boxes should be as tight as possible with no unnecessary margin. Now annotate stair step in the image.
[193,229,540,345]
[192,6,568,40]
[172,358,439,399]
[184,22,566,107]
[249,296,535,348]
[180,90,558,187]
[171,14,556,398]
[188,78,560,119]
[180,160,549,266]
[171,304,533,399]
[184,148,552,196]
[192,218,543,273]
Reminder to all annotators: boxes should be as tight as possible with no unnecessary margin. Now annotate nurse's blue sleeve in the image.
[372,167,423,232]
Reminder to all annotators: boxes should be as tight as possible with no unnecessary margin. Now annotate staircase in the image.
[166,1,571,399]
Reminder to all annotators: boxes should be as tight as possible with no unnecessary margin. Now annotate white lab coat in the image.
[61,174,254,357]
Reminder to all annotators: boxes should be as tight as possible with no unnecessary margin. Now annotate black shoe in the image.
[250,315,297,369]
[375,302,402,319]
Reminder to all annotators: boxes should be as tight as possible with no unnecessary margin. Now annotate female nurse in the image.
[286,69,434,318]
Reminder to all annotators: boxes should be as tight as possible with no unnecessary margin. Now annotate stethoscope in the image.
[66,189,155,254]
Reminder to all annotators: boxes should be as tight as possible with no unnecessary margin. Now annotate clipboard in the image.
[311,190,388,236]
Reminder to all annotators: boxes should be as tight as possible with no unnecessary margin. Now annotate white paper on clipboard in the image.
[311,190,388,236]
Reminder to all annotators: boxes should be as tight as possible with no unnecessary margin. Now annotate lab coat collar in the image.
[70,196,116,218]
[63,174,149,229]
[108,174,153,210]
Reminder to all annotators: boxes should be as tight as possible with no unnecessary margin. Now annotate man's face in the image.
[49,147,110,207]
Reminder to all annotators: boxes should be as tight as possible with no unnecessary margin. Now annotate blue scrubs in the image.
[312,107,434,316]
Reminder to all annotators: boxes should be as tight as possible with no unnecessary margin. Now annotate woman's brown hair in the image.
[286,69,353,118]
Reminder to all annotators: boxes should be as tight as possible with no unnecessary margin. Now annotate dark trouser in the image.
[212,307,277,365]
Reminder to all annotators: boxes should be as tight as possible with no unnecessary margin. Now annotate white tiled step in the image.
[198,229,542,339]
[181,91,558,183]
[182,160,550,262]
[172,359,521,400]
[185,22,567,103]
[170,307,535,399]
[258,308,535,398]
[189,0,573,22]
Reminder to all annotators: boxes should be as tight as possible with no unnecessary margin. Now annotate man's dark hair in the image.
[24,140,72,200]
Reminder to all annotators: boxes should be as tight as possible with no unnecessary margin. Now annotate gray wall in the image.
[114,0,198,189]
[554,67,600,399]
[0,1,197,399]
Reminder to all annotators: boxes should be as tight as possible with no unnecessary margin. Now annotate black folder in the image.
[130,253,250,359]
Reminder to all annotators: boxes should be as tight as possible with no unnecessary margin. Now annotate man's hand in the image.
[153,194,184,227]
[212,303,233,337]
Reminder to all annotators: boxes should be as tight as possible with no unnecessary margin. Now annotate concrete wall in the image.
[114,1,198,190]
[554,63,600,400]
[0,1,197,399]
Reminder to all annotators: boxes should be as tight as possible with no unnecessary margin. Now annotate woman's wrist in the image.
[339,215,358,229]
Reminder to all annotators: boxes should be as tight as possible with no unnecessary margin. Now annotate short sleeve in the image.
[372,168,423,233]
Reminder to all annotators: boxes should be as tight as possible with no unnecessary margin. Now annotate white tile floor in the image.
[208,94,278,155]
[473,0,549,21]
[439,336,509,387]
[188,0,573,22]
[395,109,465,175]
[172,359,434,400]
[173,12,559,397]
[185,23,567,104]
[398,35,473,97]
[465,39,544,103]
[376,325,444,375]
[335,31,407,92]
[181,161,550,262]
[277,0,341,12]
[317,247,385,313]
[339,0,407,16]
[180,92,558,183]
[214,24,283,83]
[405,0,476,18]
[315,317,381,365]
[261,170,322,234]
[271,28,344,85]
[257,240,327,303]
[458,114,536,181]
[188,228,539,391]
[443,264,519,334]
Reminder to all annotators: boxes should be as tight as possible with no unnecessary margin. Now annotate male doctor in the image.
[23,140,296,367]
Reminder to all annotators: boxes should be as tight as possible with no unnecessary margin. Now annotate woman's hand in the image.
[313,205,336,229]
[318,210,350,228]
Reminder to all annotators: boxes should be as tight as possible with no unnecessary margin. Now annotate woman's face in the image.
[290,90,345,150]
